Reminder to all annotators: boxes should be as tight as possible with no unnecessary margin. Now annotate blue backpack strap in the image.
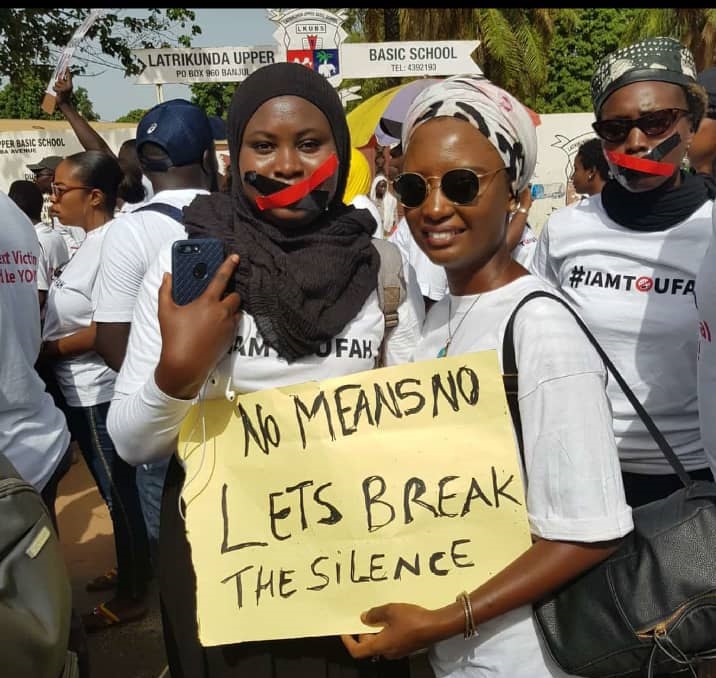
[131,202,184,223]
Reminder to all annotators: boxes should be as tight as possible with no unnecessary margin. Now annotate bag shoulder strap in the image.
[131,202,184,223]
[372,238,407,367]
[501,289,692,486]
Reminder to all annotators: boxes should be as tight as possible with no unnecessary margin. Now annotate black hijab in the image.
[183,62,379,362]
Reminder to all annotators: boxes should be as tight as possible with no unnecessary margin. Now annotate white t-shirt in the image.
[389,218,538,302]
[93,189,208,323]
[695,201,716,478]
[511,222,537,269]
[108,238,426,465]
[53,221,86,258]
[350,194,383,239]
[530,195,712,474]
[34,222,69,292]
[0,192,69,490]
[417,275,632,678]
[43,223,116,407]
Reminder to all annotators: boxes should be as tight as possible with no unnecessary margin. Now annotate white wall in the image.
[530,111,598,232]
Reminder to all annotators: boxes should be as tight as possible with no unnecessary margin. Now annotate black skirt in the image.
[159,456,432,678]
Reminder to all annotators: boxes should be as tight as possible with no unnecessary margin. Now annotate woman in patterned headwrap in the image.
[341,74,633,677]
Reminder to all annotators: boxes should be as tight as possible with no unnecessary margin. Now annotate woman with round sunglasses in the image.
[531,36,716,508]
[341,73,632,677]
[39,150,152,632]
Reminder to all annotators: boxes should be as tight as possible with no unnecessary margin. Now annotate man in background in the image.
[93,98,219,571]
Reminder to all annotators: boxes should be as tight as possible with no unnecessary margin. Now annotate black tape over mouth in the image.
[612,133,681,181]
[244,171,330,211]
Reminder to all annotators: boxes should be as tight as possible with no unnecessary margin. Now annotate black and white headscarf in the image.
[401,74,537,196]
[591,36,697,115]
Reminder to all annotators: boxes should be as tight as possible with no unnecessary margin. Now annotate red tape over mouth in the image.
[605,150,675,177]
[255,154,339,210]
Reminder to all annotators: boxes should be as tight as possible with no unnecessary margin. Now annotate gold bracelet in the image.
[456,591,478,639]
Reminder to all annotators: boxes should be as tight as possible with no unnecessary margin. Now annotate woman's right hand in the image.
[154,254,242,400]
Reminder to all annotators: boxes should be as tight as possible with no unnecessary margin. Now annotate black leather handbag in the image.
[502,290,716,678]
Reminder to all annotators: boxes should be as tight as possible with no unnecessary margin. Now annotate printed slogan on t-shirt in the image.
[177,350,531,646]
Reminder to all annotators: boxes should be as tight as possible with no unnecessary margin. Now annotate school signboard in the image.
[133,46,278,84]
[0,119,229,195]
[340,41,481,79]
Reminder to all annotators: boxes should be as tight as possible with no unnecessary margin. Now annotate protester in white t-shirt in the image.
[0,189,70,525]
[531,36,714,508]
[370,173,399,237]
[40,150,152,634]
[92,98,220,572]
[341,74,632,678]
[108,62,425,678]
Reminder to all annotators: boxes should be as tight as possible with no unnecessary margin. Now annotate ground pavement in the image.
[56,455,168,678]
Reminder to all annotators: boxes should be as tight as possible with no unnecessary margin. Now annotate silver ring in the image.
[371,655,382,663]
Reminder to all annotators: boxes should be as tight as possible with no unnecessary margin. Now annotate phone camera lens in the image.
[193,262,208,279]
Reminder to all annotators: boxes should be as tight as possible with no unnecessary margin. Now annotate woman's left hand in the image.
[341,602,445,660]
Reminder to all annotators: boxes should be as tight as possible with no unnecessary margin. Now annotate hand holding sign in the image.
[177,350,531,646]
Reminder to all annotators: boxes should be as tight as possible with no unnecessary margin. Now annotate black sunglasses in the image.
[393,167,506,209]
[592,108,689,144]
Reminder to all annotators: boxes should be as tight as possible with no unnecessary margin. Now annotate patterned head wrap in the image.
[591,36,697,115]
[401,74,537,195]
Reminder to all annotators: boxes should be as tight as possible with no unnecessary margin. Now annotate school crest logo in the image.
[268,8,347,89]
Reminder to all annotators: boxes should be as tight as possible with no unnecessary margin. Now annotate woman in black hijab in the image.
[107,62,424,678]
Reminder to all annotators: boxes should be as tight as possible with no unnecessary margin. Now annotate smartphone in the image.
[171,238,229,305]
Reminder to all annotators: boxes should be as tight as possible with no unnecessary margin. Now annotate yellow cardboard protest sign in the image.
[177,350,531,646]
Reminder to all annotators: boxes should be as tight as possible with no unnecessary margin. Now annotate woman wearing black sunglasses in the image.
[531,36,715,508]
[341,74,632,677]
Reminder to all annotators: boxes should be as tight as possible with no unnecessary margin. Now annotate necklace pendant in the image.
[437,345,448,358]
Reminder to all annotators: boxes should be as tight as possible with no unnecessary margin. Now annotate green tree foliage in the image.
[624,9,716,69]
[0,71,97,120]
[0,9,200,85]
[189,82,236,120]
[342,8,576,113]
[115,109,147,124]
[537,9,638,114]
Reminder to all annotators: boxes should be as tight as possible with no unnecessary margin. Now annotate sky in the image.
[73,9,278,121]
